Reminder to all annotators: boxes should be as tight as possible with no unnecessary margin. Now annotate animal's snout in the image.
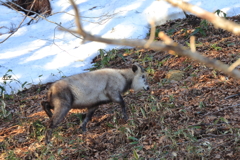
[144,86,150,91]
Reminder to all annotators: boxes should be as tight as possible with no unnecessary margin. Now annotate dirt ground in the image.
[1,15,240,159]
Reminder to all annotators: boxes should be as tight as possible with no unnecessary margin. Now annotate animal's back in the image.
[52,68,127,108]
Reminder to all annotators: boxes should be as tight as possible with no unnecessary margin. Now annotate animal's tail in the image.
[41,101,53,118]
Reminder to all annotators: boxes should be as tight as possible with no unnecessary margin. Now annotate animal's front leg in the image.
[118,96,128,121]
[81,107,97,132]
[109,92,128,121]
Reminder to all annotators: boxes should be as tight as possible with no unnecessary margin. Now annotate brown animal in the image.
[41,65,150,144]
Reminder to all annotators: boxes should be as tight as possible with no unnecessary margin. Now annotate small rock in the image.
[166,70,184,81]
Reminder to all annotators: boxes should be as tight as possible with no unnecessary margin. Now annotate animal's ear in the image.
[132,65,138,73]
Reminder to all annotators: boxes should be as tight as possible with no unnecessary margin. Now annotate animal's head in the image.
[131,65,150,91]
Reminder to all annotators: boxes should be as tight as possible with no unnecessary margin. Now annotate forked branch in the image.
[65,0,240,79]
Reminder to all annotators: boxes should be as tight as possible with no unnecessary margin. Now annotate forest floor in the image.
[1,14,240,159]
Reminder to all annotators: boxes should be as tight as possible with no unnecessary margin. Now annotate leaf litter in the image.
[1,15,240,159]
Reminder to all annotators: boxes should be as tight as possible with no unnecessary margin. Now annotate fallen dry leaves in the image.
[1,15,240,159]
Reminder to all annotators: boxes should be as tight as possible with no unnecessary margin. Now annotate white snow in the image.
[0,0,240,94]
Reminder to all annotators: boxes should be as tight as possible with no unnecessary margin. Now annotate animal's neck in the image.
[119,68,134,92]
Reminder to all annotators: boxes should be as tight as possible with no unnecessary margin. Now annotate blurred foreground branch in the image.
[165,0,240,35]
[64,0,240,79]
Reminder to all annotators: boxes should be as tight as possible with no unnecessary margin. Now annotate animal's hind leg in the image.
[27,15,38,25]
[81,107,97,132]
[45,101,71,144]
[118,96,128,120]
[108,92,128,120]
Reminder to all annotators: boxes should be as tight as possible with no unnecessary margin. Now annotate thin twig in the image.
[144,20,156,48]
[202,103,240,117]
[0,0,37,43]
[201,133,234,138]
[225,93,240,99]
[228,59,240,72]
[190,36,196,52]
[189,121,235,127]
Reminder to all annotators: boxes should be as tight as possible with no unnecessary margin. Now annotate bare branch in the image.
[158,31,173,44]
[190,36,196,52]
[158,31,177,55]
[1,1,35,19]
[228,59,240,72]
[69,0,86,37]
[164,0,240,35]
[0,15,27,44]
[66,0,240,79]
[202,103,240,117]
[144,20,155,48]
[0,0,37,43]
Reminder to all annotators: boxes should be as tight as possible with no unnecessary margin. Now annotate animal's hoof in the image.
[45,141,53,146]
[123,116,129,121]
[45,139,50,145]
[81,126,87,133]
